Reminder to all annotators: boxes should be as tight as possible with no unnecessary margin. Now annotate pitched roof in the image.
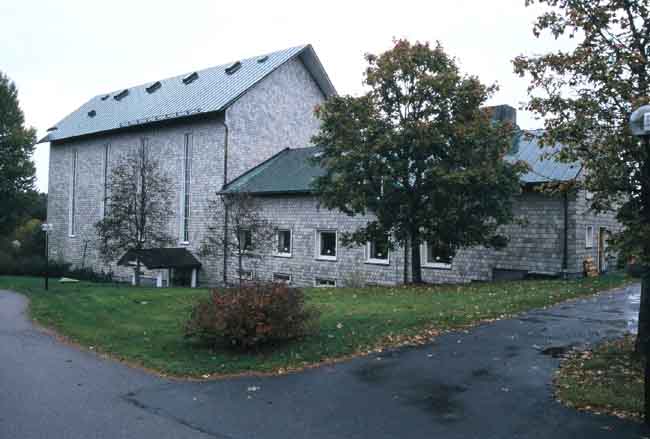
[506,130,582,184]
[221,147,325,195]
[117,248,202,269]
[221,132,582,195]
[40,45,336,143]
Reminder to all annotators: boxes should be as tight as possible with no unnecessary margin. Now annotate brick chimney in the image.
[487,104,517,126]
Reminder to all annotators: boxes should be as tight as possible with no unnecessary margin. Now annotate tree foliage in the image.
[312,40,525,283]
[0,71,37,234]
[514,0,650,357]
[95,145,174,285]
[200,192,276,285]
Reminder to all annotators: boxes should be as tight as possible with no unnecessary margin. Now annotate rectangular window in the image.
[102,143,110,217]
[585,225,594,248]
[317,230,337,260]
[422,241,453,269]
[277,229,292,256]
[69,150,78,237]
[239,229,252,252]
[137,139,148,243]
[366,236,390,264]
[181,133,192,243]
[273,273,292,284]
[314,278,336,288]
[238,269,253,281]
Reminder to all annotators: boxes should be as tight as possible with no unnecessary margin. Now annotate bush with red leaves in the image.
[185,282,319,349]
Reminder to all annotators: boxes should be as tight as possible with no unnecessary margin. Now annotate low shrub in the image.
[185,282,320,349]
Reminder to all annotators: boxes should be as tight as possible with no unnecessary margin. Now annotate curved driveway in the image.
[0,284,647,439]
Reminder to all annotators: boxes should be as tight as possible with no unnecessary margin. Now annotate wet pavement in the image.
[1,283,647,439]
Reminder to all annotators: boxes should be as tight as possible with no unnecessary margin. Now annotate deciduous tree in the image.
[95,144,173,285]
[200,192,275,285]
[0,71,37,234]
[513,0,650,422]
[312,40,525,283]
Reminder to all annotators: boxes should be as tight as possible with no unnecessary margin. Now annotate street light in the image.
[630,104,650,424]
[41,223,53,291]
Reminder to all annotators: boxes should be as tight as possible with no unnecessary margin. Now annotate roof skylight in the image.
[182,72,198,85]
[146,81,162,94]
[225,61,242,75]
[257,55,269,63]
[114,89,129,101]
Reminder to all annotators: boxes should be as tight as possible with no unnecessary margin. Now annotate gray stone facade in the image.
[47,57,326,285]
[46,49,621,288]
[232,189,620,288]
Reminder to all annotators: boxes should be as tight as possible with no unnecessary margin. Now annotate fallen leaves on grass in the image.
[554,335,643,422]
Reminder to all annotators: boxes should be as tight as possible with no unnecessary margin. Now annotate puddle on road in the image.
[412,383,467,423]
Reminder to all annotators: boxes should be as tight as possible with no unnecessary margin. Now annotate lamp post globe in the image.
[630,104,650,138]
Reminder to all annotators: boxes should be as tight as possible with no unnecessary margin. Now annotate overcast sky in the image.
[1,0,570,193]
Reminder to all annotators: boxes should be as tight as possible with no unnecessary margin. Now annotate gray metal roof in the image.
[222,132,582,195]
[506,130,582,184]
[40,45,336,143]
[117,248,201,269]
[221,147,325,195]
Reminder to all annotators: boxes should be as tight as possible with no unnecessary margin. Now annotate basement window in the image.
[238,269,253,281]
[182,72,198,85]
[146,81,162,94]
[114,89,129,101]
[273,273,292,284]
[315,278,336,288]
[225,61,242,75]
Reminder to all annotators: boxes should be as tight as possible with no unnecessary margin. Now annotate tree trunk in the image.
[238,251,243,287]
[410,233,422,284]
[640,273,650,425]
[135,258,141,287]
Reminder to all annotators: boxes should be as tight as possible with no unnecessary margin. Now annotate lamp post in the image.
[630,105,650,424]
[41,223,53,291]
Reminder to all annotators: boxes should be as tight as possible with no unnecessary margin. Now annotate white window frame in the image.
[238,269,253,281]
[585,225,594,248]
[273,272,292,284]
[314,277,337,288]
[239,228,253,253]
[316,230,338,261]
[421,241,452,270]
[366,239,390,265]
[68,149,78,238]
[275,229,292,258]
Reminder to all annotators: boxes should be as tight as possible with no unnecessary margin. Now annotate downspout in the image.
[222,112,230,285]
[562,190,569,276]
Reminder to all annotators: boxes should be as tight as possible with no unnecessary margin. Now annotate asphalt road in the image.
[0,283,647,439]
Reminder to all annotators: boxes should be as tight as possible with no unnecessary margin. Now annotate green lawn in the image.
[556,335,643,421]
[0,274,632,377]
